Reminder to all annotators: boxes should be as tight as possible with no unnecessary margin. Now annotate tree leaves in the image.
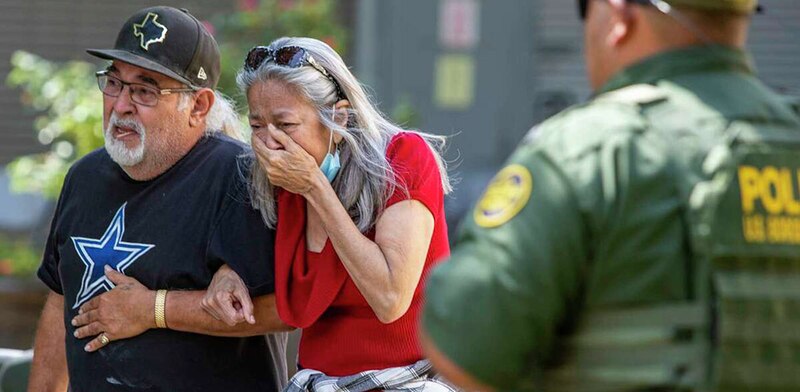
[5,51,103,199]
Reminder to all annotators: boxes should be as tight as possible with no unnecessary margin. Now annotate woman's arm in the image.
[166,290,292,337]
[306,177,434,324]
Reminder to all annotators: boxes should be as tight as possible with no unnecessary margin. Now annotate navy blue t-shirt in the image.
[38,134,286,391]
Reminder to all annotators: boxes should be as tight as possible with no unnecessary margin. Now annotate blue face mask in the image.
[319,126,340,182]
[320,149,340,183]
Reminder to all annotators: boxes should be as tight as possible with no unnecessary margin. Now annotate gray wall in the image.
[748,1,800,95]
[359,0,540,172]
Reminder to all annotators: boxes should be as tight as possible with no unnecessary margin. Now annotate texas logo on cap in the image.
[87,6,221,89]
[133,12,168,51]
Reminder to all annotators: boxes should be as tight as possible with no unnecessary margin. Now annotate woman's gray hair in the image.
[237,37,451,232]
[179,91,244,141]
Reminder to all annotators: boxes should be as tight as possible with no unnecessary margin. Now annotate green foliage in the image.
[390,95,421,129]
[0,236,40,277]
[212,0,348,104]
[5,51,103,199]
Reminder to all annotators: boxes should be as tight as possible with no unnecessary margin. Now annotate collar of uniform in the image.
[596,45,755,96]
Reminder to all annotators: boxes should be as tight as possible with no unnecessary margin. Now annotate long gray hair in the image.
[238,37,451,232]
[179,91,243,140]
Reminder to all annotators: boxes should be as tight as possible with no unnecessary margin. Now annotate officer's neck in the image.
[611,22,748,83]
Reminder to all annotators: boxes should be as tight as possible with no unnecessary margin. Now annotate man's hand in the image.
[71,265,156,352]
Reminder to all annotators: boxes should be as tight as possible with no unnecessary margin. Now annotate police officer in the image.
[422,0,800,390]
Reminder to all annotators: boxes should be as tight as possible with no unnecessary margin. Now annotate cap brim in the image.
[86,48,198,89]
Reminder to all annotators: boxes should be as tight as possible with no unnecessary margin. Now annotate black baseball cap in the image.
[87,6,220,89]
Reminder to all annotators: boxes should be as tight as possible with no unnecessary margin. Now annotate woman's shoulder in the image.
[386,131,433,162]
[388,131,426,149]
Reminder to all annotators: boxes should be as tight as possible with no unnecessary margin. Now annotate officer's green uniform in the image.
[423,2,800,391]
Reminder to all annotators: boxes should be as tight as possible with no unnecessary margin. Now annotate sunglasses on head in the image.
[245,45,346,100]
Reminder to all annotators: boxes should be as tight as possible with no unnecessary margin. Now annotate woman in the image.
[202,37,455,390]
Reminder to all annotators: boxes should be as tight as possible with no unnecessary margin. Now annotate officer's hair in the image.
[178,91,244,141]
[237,36,452,232]
[677,6,748,31]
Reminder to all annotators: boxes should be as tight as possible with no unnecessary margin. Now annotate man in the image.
[29,6,289,391]
[422,0,800,390]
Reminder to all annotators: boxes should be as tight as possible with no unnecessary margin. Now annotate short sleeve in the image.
[37,170,72,295]
[422,148,588,389]
[207,177,276,297]
[385,132,444,215]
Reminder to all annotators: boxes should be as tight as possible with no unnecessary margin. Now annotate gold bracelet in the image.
[155,289,168,329]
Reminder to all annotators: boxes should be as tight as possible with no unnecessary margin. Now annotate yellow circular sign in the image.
[474,164,533,228]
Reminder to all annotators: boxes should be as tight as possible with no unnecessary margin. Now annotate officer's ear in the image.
[187,88,215,128]
[606,0,635,47]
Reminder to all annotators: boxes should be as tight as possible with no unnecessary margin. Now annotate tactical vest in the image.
[542,84,800,392]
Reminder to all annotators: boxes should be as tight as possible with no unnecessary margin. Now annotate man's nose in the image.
[111,85,136,115]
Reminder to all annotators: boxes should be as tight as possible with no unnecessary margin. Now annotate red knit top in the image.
[274,132,449,376]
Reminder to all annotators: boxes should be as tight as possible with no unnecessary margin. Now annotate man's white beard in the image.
[104,113,146,167]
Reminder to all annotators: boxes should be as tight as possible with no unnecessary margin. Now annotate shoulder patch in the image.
[474,164,533,228]
[597,83,668,106]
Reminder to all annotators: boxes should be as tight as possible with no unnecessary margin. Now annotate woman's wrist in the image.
[302,170,332,203]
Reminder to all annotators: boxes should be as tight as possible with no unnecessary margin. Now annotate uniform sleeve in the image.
[207,178,276,297]
[385,133,444,215]
[422,148,588,389]
[37,170,72,295]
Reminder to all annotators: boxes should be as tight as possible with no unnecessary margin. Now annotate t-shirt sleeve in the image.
[422,147,588,389]
[385,133,444,215]
[207,178,276,298]
[37,171,72,295]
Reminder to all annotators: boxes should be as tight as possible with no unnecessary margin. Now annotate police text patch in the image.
[738,165,800,245]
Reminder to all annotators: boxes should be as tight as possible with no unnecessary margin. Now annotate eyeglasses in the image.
[244,45,346,100]
[95,70,195,107]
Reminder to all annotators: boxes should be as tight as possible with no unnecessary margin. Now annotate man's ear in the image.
[606,0,635,47]
[188,89,215,128]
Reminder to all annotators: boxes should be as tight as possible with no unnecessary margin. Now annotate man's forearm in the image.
[28,291,68,392]
[165,291,292,336]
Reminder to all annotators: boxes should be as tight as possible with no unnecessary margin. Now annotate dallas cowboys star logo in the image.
[71,203,155,309]
[132,12,168,51]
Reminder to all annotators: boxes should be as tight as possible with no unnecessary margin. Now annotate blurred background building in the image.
[0,0,798,352]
